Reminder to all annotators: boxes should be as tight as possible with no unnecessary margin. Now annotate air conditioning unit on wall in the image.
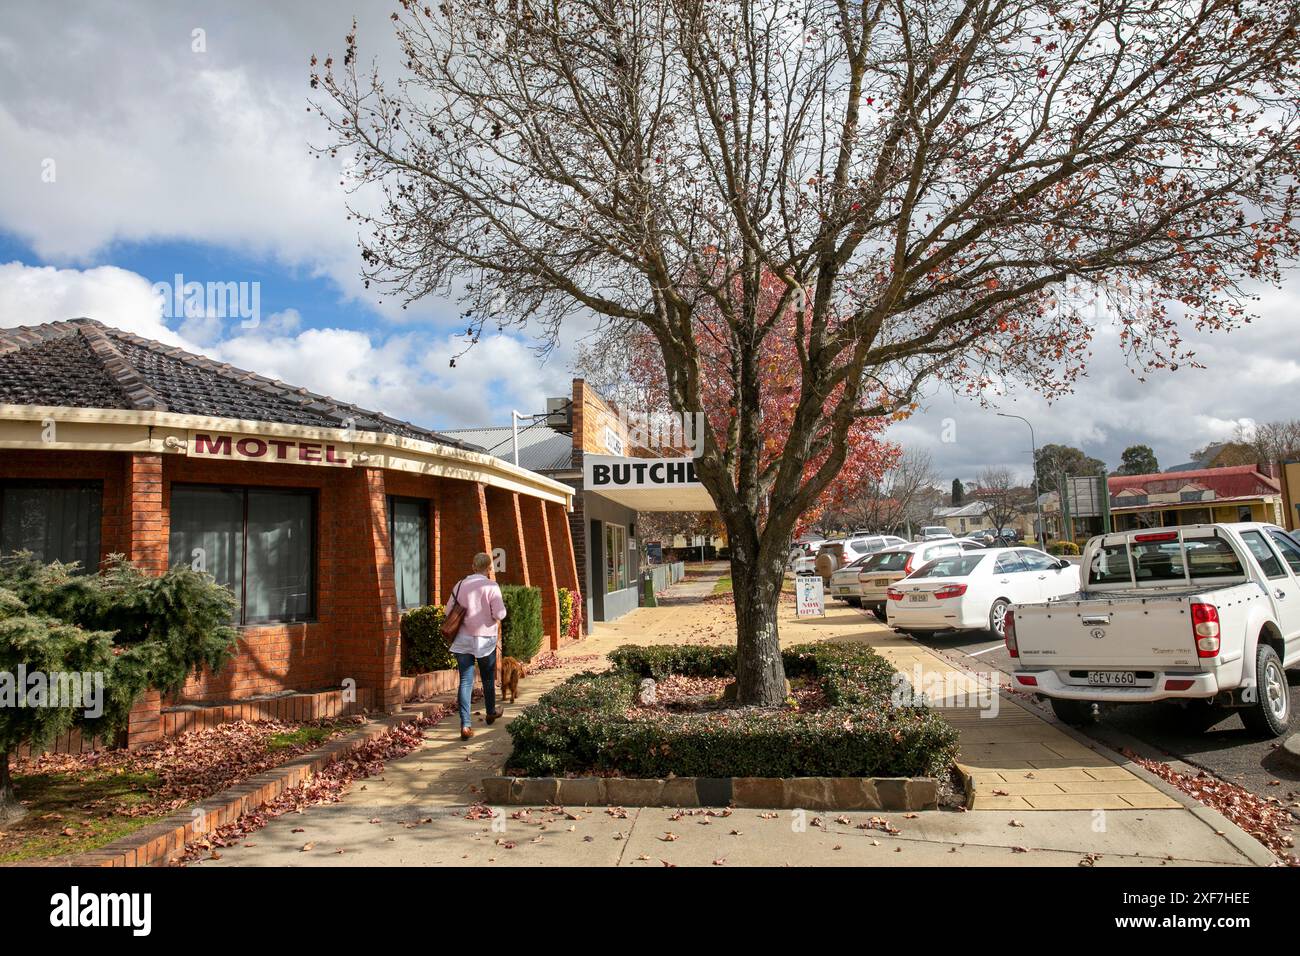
[546,397,573,432]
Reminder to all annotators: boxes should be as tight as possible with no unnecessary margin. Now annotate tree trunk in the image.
[729,540,789,707]
[0,750,23,824]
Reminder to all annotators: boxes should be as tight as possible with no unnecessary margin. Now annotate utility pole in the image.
[997,412,1045,548]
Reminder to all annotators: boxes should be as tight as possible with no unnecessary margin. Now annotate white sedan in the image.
[885,547,1080,639]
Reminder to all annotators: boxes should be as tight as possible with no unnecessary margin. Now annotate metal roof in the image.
[440,423,575,473]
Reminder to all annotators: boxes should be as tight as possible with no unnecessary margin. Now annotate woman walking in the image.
[447,552,507,740]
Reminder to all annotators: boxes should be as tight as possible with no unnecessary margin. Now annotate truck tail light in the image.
[1015,674,1036,686]
[1191,603,1220,658]
[1004,608,1018,658]
[1135,531,1179,543]
[887,587,904,602]
[1165,679,1195,691]
[933,584,967,600]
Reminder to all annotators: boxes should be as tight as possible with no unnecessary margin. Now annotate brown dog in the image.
[500,656,525,704]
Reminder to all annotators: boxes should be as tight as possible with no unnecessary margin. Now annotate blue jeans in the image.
[455,650,497,729]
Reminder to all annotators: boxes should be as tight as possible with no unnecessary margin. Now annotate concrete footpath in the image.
[197,565,1273,867]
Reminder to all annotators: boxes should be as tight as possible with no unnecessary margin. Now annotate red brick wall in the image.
[0,448,581,720]
[440,480,494,586]
[485,487,530,587]
[521,495,561,649]
[0,449,131,565]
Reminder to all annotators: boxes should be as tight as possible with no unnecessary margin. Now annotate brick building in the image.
[450,378,713,629]
[0,319,579,745]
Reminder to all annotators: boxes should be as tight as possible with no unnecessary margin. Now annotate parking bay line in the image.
[966,643,1005,657]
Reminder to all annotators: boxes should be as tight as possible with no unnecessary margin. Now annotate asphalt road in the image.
[849,601,1300,804]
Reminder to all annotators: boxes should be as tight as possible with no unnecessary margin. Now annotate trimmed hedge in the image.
[1048,540,1081,555]
[501,585,543,662]
[508,642,958,778]
[400,604,454,674]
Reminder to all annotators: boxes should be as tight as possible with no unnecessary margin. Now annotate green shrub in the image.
[508,641,958,778]
[607,644,735,678]
[0,553,239,818]
[1049,540,1080,555]
[558,588,574,638]
[400,604,454,674]
[501,585,543,662]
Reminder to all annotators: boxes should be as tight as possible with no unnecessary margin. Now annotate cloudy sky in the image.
[0,3,1294,485]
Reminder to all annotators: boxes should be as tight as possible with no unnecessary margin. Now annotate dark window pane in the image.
[245,491,313,623]
[1,484,101,572]
[168,486,244,611]
[389,498,428,609]
[1238,530,1285,580]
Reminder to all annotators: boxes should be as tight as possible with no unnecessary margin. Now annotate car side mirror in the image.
[1055,559,1070,570]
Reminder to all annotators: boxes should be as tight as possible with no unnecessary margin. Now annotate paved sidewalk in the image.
[196,568,1267,867]
[823,620,1179,811]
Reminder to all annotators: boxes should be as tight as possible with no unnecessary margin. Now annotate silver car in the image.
[814,534,910,582]
[829,539,967,617]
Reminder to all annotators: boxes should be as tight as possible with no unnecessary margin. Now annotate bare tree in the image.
[1236,419,1300,467]
[973,466,1029,535]
[314,0,1300,704]
[834,448,939,533]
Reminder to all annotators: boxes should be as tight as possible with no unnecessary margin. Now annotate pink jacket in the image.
[448,573,506,644]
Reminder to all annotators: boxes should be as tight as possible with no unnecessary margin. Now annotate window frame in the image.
[605,522,628,593]
[169,483,319,626]
[0,479,104,572]
[386,495,430,610]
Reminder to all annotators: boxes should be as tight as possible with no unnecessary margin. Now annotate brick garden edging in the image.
[42,701,448,868]
[482,775,938,811]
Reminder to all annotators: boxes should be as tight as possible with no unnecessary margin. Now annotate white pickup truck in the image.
[1006,522,1298,737]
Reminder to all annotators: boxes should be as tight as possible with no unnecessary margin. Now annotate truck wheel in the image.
[1240,644,1291,738]
[1050,697,1098,727]
[988,598,1011,639]
[870,604,886,621]
[846,597,862,608]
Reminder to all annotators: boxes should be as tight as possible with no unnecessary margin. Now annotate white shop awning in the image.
[581,454,717,512]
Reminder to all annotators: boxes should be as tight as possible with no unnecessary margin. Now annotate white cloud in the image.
[0,3,409,316]
[0,261,181,344]
[0,260,570,431]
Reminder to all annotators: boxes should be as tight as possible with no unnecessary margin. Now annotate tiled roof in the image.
[441,424,575,473]
[0,318,479,450]
[1107,464,1279,498]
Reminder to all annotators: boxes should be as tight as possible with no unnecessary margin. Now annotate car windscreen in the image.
[910,554,986,578]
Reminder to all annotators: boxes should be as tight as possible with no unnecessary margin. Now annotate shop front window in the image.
[169,485,315,625]
[388,497,429,610]
[605,523,627,593]
[0,483,102,571]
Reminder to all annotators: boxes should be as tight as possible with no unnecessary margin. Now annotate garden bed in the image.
[504,643,959,781]
[0,717,357,863]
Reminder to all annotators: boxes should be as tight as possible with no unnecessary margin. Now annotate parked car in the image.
[788,538,826,575]
[831,539,967,617]
[916,526,955,542]
[886,547,1079,639]
[813,534,910,581]
[1007,522,1300,736]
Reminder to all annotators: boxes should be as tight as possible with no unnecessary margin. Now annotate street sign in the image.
[1066,475,1104,518]
[795,576,825,617]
